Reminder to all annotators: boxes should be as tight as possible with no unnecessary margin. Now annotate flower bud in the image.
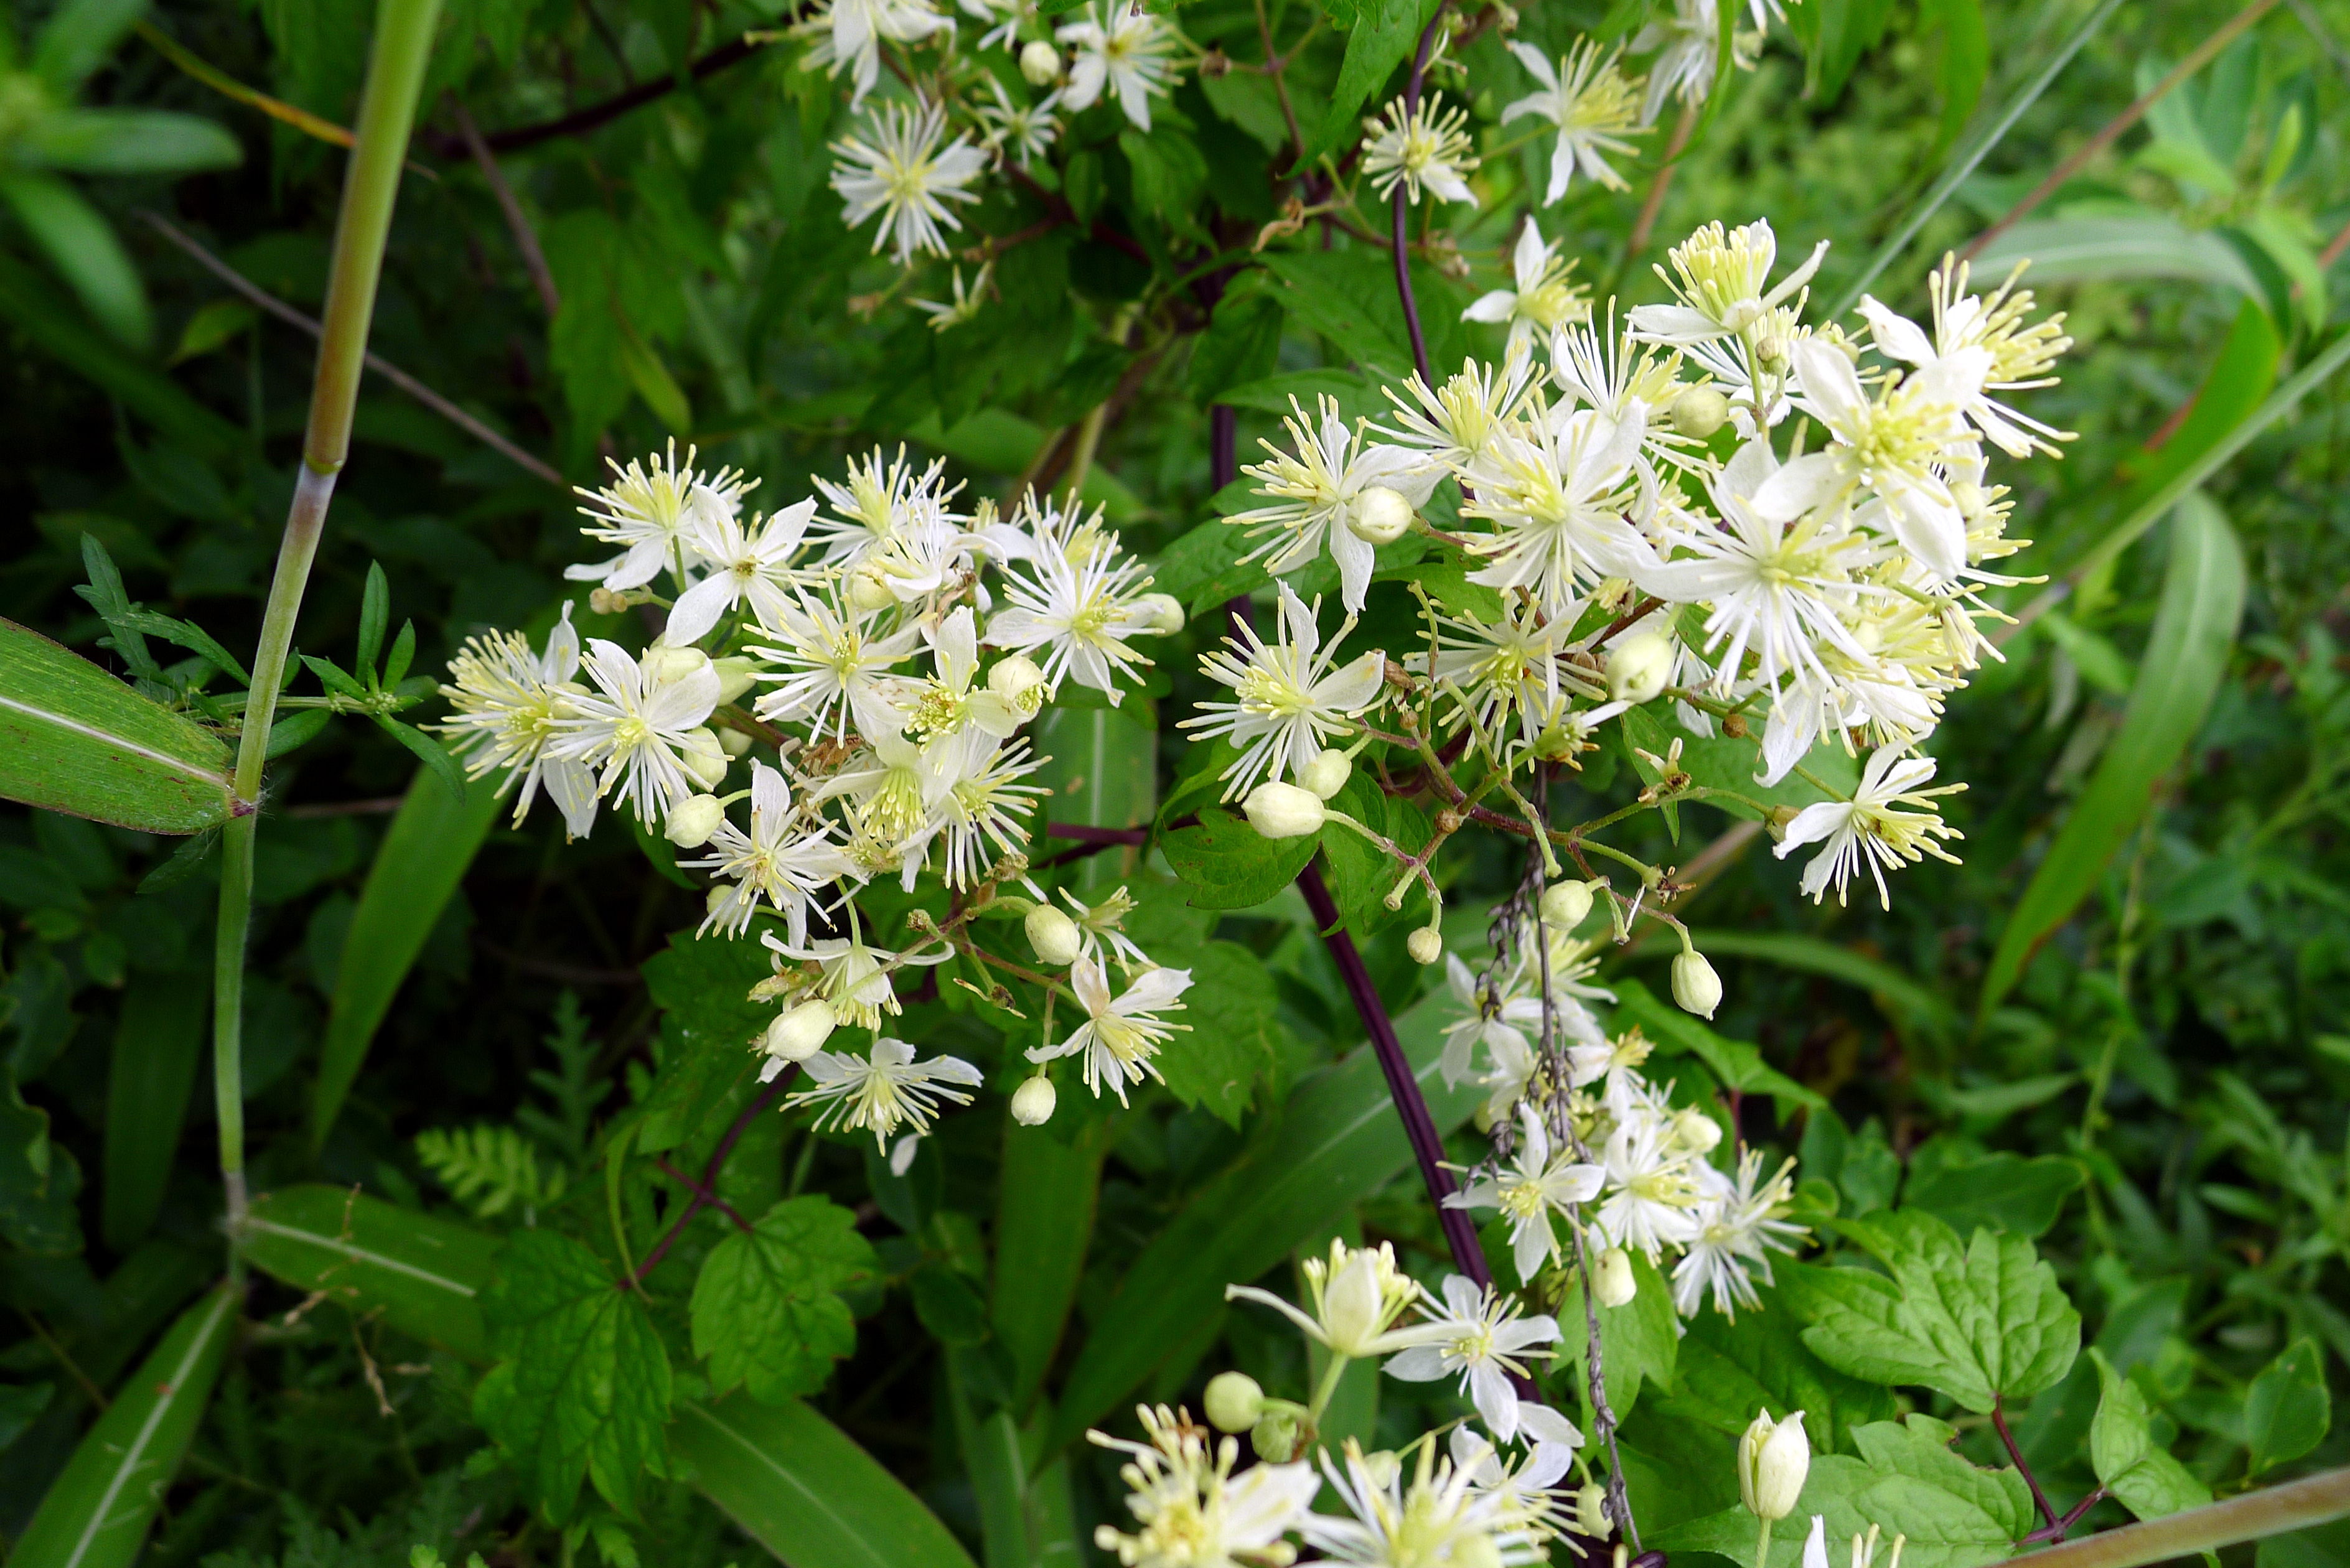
[846,567,897,612]
[1948,477,1986,520]
[716,726,754,757]
[1738,1409,1810,1522]
[1673,1106,1723,1154]
[1607,630,1674,705]
[1010,1075,1057,1126]
[1407,926,1444,966]
[665,794,726,847]
[989,653,1047,709]
[711,655,758,705]
[1133,592,1186,633]
[1672,948,1723,1020]
[1026,904,1084,966]
[1575,1483,1609,1538]
[1346,485,1414,545]
[1451,1533,1503,1568]
[1671,386,1731,440]
[1243,780,1326,839]
[1250,1406,1304,1463]
[1019,39,1062,85]
[1298,747,1352,800]
[1539,880,1594,930]
[1359,1450,1402,1490]
[681,727,730,790]
[1203,1371,1265,1434]
[644,643,711,684]
[764,999,838,1062]
[1594,1247,1637,1307]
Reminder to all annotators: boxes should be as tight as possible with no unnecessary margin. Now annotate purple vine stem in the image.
[624,1064,797,1288]
[1389,4,1449,386]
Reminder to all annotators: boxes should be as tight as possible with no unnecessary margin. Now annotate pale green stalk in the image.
[213,0,446,1262]
[1307,1351,1351,1423]
[2021,1467,2350,1568]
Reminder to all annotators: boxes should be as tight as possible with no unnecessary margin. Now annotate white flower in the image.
[1302,1439,1544,1567]
[1385,1275,1561,1440]
[1860,256,2072,459]
[1029,957,1192,1103]
[1449,1412,1581,1534]
[434,604,599,836]
[1501,40,1646,202]
[976,76,1061,167]
[1593,1109,1703,1261]
[1430,595,1586,757]
[1772,747,1964,907]
[1088,1404,1321,1568]
[935,734,1047,887]
[669,498,818,643]
[784,1037,983,1149]
[685,761,855,943]
[901,605,1026,742]
[801,0,956,106]
[1463,221,1592,355]
[986,526,1158,701]
[1056,3,1177,129]
[912,262,993,333]
[1446,1107,1605,1282]
[1381,352,1539,472]
[820,727,965,889]
[548,639,721,826]
[1361,91,1481,207]
[748,592,924,743]
[566,444,753,591]
[1227,1239,1439,1360]
[963,0,1039,52]
[1461,402,1655,622]
[810,446,965,568]
[1179,584,1386,800]
[1630,0,1754,124]
[1627,219,1827,347]
[1673,1149,1806,1317]
[761,923,948,1032]
[831,96,988,266]
[1230,396,1440,614]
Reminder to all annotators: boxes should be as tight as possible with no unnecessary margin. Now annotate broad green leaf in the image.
[1653,1272,1899,1457]
[0,1379,54,1448]
[1980,493,2246,1015]
[7,1284,236,1568]
[635,928,775,1155]
[1304,0,1438,166]
[1163,807,1319,910]
[2258,1519,2350,1568]
[1186,291,1283,405]
[1799,1207,2079,1413]
[100,978,208,1250]
[2247,1338,2331,1476]
[1611,977,1825,1117]
[1319,778,1432,935]
[2089,1348,2211,1518]
[475,1229,673,1521]
[0,617,233,834]
[946,1351,1029,1568]
[1,1066,84,1254]
[992,1113,1110,1413]
[1901,1146,2083,1239]
[1047,987,1483,1450]
[1262,249,1416,376]
[1154,940,1282,1126]
[240,1183,502,1360]
[1152,518,1260,617]
[689,1197,876,1405]
[672,1396,979,1568]
[1683,930,1958,1048]
[311,764,503,1149]
[0,172,149,348]
[1972,215,2264,296]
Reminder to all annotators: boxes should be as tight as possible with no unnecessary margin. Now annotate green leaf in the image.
[1047,986,1484,1449]
[415,1124,564,1219]
[372,716,469,800]
[1901,1147,2083,1239]
[312,765,503,1150]
[1,1066,84,1254]
[2089,1348,2212,1518]
[1611,977,1825,1116]
[672,1397,979,1568]
[168,297,257,364]
[1975,214,2264,296]
[6,1284,237,1568]
[992,1115,1110,1413]
[241,1183,502,1360]
[1261,248,1416,376]
[20,109,243,175]
[2247,1338,2331,1475]
[635,929,776,1155]
[1033,698,1158,895]
[1799,1208,2080,1413]
[1319,778,1431,934]
[0,1380,54,1449]
[1927,0,1988,152]
[1980,492,2247,1015]
[1163,808,1319,910]
[0,172,149,348]
[266,707,331,758]
[690,1197,876,1405]
[106,606,249,684]
[1154,940,1283,1126]
[1557,1247,1678,1416]
[32,0,147,91]
[1304,0,1435,166]
[1683,930,1958,1048]
[0,616,235,834]
[1618,702,1858,826]
[357,561,390,678]
[100,978,208,1251]
[475,1229,672,1521]
[1654,1275,1899,1457]
[1186,292,1284,406]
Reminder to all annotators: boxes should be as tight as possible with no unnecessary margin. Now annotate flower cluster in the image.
[437,444,1196,1167]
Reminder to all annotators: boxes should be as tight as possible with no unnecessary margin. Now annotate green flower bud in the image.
[1202,1371,1265,1434]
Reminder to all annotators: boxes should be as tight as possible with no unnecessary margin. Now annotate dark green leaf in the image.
[991,1116,1110,1412]
[372,716,468,800]
[1154,939,1282,1126]
[1163,807,1318,910]
[100,979,208,1251]
[1901,1146,2083,1239]
[0,1067,83,1254]
[265,707,331,758]
[33,0,146,91]
[1186,292,1285,406]
[241,1183,502,1360]
[20,109,243,175]
[1556,1247,1678,1416]
[2247,1338,2331,1475]
[1654,1274,1899,1456]
[690,1197,876,1404]
[357,562,390,677]
[0,171,148,348]
[635,929,775,1155]
[1304,0,1435,166]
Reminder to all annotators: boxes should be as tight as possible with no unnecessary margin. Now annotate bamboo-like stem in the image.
[2022,1468,2350,1568]
[213,0,446,1266]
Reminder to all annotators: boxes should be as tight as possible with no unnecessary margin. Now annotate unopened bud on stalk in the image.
[1594,1246,1637,1307]
[665,794,725,847]
[1135,592,1186,633]
[716,726,754,757]
[765,999,838,1062]
[1738,1409,1810,1521]
[1407,926,1444,965]
[1672,386,1731,439]
[711,655,758,705]
[1243,781,1326,839]
[1672,948,1723,1020]
[1019,39,1062,85]
[1539,879,1594,930]
[1250,1406,1304,1463]
[681,727,730,790]
[1026,905,1084,966]
[1346,485,1414,545]
[1204,1371,1265,1434]
[1608,631,1674,704]
[1575,1484,1610,1538]
[1010,1075,1057,1126]
[1673,1106,1724,1154]
[846,567,897,612]
[1298,747,1352,800]
[644,643,711,684]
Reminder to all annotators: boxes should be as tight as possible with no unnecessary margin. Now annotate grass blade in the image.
[991,1114,1111,1416]
[239,1184,500,1360]
[101,978,210,1251]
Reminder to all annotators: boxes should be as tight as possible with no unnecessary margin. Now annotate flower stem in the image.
[1755,1514,1774,1568]
[212,0,445,1267]
[1308,1350,1352,1424]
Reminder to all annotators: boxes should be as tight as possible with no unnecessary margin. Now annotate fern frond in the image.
[414,1124,564,1220]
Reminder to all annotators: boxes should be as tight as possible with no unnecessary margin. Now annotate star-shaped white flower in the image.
[1179,583,1385,799]
[1772,745,1963,908]
[1028,956,1192,1103]
[831,95,988,265]
[1463,221,1593,355]
[1230,395,1441,614]
[1500,40,1646,202]
[1384,1274,1561,1440]
[784,1037,983,1150]
[1056,3,1177,129]
[1445,1107,1604,1283]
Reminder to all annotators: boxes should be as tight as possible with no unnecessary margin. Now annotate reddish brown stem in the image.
[425,35,775,157]
[1994,1398,2061,1528]
[624,1065,797,1288]
[653,1156,752,1233]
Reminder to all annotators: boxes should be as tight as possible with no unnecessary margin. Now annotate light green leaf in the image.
[2089,1348,2212,1518]
[1163,807,1319,910]
[1611,976,1825,1116]
[0,616,234,834]
[2247,1338,2331,1476]
[690,1197,876,1405]
[673,1396,979,1568]
[20,109,243,175]
[1972,215,2262,296]
[169,297,258,364]
[475,1229,673,1521]
[240,1183,502,1360]
[1799,1207,2080,1413]
[6,1284,236,1568]
[312,764,503,1149]
[1981,492,2246,1016]
[1032,698,1156,897]
[1654,1271,1899,1457]
[100,978,208,1250]
[1902,1147,2083,1239]
[1154,940,1283,1126]
[1320,777,1432,934]
[0,172,149,347]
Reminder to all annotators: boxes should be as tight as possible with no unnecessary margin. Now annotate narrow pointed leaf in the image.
[0,617,235,833]
[240,1183,501,1360]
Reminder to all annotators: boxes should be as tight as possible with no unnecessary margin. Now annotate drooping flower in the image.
[831,95,988,265]
[1179,583,1386,799]
[1500,40,1646,202]
[784,1037,984,1149]
[1226,1239,1439,1361]
[912,262,993,333]
[1029,956,1193,1103]
[1771,746,1964,908]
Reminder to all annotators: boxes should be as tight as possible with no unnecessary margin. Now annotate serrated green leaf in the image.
[690,1197,875,1405]
[1163,806,1319,910]
[1154,939,1281,1126]
[1654,1272,1898,1457]
[2247,1338,2331,1476]
[636,929,777,1155]
[475,1230,672,1521]
[1799,1208,2079,1413]
[2089,1347,2212,1518]
[1902,1147,2083,1239]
